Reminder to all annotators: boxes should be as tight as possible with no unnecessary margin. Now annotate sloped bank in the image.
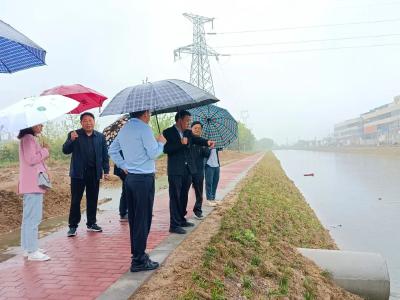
[131,152,361,299]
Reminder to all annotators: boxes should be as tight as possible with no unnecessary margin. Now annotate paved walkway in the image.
[0,153,263,300]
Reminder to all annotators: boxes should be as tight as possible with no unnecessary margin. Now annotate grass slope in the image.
[180,152,360,299]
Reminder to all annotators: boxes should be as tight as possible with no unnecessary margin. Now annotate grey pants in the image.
[21,193,43,253]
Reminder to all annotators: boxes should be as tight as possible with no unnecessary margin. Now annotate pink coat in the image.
[18,134,49,194]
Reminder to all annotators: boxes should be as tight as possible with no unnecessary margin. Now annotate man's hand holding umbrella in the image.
[208,140,216,148]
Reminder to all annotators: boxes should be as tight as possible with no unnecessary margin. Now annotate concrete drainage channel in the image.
[298,248,390,300]
[97,154,264,300]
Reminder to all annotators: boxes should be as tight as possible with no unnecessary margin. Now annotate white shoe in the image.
[207,200,217,207]
[27,250,50,261]
[23,248,46,257]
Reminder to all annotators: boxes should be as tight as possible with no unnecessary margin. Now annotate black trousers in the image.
[168,166,192,229]
[69,167,99,228]
[192,173,204,215]
[117,172,128,217]
[125,173,155,265]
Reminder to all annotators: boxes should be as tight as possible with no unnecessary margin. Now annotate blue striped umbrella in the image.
[100,79,219,116]
[0,20,46,73]
[189,105,238,148]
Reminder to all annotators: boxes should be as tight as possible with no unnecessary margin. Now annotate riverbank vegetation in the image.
[180,152,359,299]
[132,152,360,299]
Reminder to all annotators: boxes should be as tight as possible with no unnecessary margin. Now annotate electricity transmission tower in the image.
[240,110,249,126]
[174,13,221,95]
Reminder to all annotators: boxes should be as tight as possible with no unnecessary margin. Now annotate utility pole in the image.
[174,13,221,95]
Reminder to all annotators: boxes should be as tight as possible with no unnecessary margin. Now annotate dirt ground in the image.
[0,151,250,235]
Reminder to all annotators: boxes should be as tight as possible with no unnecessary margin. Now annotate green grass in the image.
[180,152,341,299]
[250,255,261,267]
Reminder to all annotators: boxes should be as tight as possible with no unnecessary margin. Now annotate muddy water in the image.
[274,150,400,299]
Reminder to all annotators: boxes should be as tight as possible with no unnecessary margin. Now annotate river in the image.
[274,150,400,299]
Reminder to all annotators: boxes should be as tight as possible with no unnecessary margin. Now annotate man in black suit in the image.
[62,112,110,237]
[163,111,215,234]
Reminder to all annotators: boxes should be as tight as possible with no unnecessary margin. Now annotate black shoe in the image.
[194,212,204,220]
[130,259,160,272]
[169,227,187,234]
[67,227,77,237]
[87,224,103,232]
[119,215,128,222]
[181,221,195,227]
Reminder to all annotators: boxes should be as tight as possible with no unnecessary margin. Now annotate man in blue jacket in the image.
[109,110,166,272]
[62,112,110,237]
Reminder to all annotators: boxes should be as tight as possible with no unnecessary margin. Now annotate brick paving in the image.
[0,154,262,300]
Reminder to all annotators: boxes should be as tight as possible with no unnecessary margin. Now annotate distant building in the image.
[333,96,400,146]
[361,96,400,145]
[334,117,363,145]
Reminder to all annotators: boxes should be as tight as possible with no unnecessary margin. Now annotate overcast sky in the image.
[1,0,400,144]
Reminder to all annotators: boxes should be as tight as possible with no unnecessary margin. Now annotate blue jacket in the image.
[62,128,110,180]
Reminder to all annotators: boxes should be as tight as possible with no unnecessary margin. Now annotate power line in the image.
[212,33,400,48]
[334,0,400,9]
[207,17,400,35]
[228,42,400,56]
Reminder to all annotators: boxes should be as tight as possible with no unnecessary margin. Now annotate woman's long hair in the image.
[17,127,35,139]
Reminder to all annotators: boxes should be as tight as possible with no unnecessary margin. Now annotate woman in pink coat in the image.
[18,124,51,261]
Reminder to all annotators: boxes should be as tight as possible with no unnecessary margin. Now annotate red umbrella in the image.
[41,84,107,114]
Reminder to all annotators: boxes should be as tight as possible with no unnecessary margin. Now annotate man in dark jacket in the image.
[62,112,110,237]
[190,121,210,220]
[163,111,215,234]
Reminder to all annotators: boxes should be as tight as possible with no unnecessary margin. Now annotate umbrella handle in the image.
[155,113,161,134]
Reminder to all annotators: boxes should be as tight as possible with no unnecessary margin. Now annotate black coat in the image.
[62,128,110,180]
[163,126,209,176]
[191,144,211,176]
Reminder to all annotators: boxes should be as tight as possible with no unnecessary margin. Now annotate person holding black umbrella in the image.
[109,110,166,272]
[163,111,215,234]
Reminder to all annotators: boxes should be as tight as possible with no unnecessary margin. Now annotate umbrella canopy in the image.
[0,95,79,132]
[188,105,238,148]
[100,79,219,117]
[41,84,107,114]
[0,20,46,73]
[102,114,130,147]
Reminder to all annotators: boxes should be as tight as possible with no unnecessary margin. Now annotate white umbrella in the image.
[0,95,79,132]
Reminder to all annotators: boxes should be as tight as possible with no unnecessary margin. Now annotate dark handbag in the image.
[38,172,52,189]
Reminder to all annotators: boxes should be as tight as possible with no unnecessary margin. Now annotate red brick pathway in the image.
[0,154,262,300]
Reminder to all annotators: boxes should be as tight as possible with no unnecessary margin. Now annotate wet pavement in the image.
[0,153,263,300]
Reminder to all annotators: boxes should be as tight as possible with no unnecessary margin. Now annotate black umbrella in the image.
[100,79,219,132]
